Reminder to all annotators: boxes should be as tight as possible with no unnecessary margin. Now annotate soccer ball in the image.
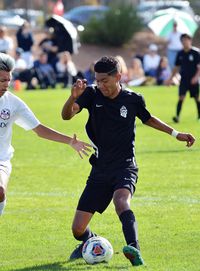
[82,236,113,264]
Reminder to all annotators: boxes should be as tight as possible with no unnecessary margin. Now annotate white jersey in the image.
[0,91,40,161]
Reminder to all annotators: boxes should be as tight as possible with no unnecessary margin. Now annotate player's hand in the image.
[191,76,199,85]
[71,79,87,99]
[176,133,195,147]
[70,134,92,158]
[165,78,173,86]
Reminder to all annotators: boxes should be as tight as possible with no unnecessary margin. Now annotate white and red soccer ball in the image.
[82,236,113,264]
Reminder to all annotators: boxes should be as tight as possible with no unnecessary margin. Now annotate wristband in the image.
[171,129,179,138]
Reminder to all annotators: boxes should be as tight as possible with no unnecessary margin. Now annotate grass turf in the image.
[0,86,199,271]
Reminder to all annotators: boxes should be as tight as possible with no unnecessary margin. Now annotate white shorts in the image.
[0,160,12,189]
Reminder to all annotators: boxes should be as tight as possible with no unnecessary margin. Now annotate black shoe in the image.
[172,116,179,123]
[69,243,84,260]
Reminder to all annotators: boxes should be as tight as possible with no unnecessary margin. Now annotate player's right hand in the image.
[71,79,87,99]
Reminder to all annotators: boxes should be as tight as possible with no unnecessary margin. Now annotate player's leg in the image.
[173,94,186,123]
[0,164,10,216]
[69,210,94,260]
[191,86,200,120]
[113,188,144,266]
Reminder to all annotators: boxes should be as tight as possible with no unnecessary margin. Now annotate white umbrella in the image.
[148,8,198,37]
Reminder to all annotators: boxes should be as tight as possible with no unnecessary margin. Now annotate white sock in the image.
[0,199,6,216]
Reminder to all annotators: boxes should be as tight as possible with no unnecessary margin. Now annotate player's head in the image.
[0,53,15,97]
[94,56,122,98]
[180,33,192,49]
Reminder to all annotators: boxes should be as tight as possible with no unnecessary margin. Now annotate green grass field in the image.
[0,86,199,271]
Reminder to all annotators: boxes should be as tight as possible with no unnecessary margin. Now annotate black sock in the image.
[195,100,200,118]
[176,100,183,117]
[119,210,140,250]
[75,228,95,243]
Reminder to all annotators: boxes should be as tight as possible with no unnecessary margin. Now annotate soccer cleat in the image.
[172,116,179,123]
[123,245,144,266]
[69,243,84,260]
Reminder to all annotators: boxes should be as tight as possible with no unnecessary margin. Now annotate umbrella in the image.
[148,8,198,37]
[45,15,80,54]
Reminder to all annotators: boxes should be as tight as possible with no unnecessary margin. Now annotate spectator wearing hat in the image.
[0,26,13,54]
[143,44,160,78]
[12,48,35,90]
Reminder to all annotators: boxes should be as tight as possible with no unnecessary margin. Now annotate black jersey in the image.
[175,47,200,84]
[76,86,151,170]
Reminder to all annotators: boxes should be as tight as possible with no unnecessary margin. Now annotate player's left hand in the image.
[176,133,195,147]
[70,134,92,158]
[191,76,199,85]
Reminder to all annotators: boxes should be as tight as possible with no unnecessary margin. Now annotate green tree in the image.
[81,3,143,46]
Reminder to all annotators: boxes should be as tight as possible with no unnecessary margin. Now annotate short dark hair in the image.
[94,56,120,75]
[180,33,192,41]
[0,53,15,72]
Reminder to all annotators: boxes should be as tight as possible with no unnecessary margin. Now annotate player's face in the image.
[0,70,11,97]
[95,72,121,99]
[181,37,192,50]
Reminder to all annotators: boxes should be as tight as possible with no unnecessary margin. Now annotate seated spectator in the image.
[156,57,171,85]
[12,48,35,90]
[34,52,56,89]
[39,27,59,67]
[16,20,34,69]
[55,51,84,87]
[115,55,129,84]
[143,44,160,77]
[127,58,147,86]
[0,26,13,54]
[84,62,95,85]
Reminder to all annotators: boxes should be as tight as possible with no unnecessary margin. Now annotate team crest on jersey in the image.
[0,108,10,120]
[189,54,194,61]
[120,106,127,118]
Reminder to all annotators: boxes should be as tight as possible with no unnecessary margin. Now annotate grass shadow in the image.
[11,260,129,271]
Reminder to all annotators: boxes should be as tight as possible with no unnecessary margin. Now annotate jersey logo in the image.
[96,104,103,107]
[120,106,127,118]
[0,122,7,128]
[189,54,194,61]
[0,108,10,120]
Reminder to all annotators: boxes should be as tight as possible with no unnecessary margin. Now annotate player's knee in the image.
[72,224,85,238]
[114,197,129,215]
[0,186,5,202]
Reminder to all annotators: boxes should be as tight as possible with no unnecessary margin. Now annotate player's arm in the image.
[33,124,91,158]
[62,79,87,120]
[191,64,200,85]
[145,116,195,147]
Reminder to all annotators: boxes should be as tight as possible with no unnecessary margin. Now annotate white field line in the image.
[8,191,200,204]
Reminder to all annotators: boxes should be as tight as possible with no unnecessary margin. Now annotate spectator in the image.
[127,58,146,86]
[166,22,182,70]
[16,20,34,69]
[0,26,13,54]
[115,55,129,84]
[12,48,35,90]
[34,52,56,89]
[39,28,59,67]
[143,44,160,77]
[156,57,171,85]
[55,51,83,87]
[84,62,95,85]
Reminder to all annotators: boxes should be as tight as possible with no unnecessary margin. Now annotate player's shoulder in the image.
[191,46,200,54]
[122,87,145,103]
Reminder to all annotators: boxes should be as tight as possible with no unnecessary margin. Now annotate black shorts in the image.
[77,165,138,214]
[179,83,199,98]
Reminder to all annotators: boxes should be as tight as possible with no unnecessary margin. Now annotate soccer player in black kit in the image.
[167,33,200,123]
[62,56,195,266]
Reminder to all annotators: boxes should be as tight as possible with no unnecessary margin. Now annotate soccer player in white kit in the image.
[0,53,91,216]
